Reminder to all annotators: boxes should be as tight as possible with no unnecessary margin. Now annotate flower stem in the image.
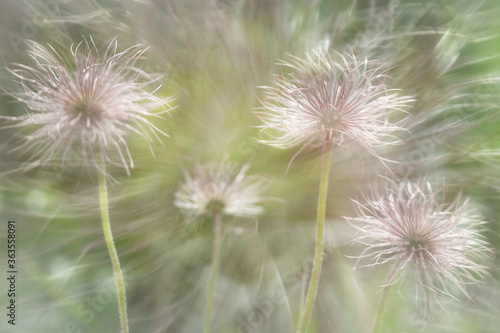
[372,265,398,333]
[204,210,222,333]
[98,151,129,333]
[297,143,333,333]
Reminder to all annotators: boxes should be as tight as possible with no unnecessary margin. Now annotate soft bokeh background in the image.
[1,0,500,332]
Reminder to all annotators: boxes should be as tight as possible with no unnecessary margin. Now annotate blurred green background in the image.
[1,0,500,332]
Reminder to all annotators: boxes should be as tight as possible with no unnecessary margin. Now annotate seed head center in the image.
[206,198,225,214]
[319,103,343,129]
[408,235,431,256]
[70,97,105,125]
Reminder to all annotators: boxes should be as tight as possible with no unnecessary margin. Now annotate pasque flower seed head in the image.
[255,48,413,157]
[5,37,175,175]
[174,162,266,218]
[346,178,491,305]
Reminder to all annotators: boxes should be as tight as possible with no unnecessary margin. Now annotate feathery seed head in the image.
[255,48,413,155]
[346,178,491,304]
[5,37,175,175]
[174,162,267,218]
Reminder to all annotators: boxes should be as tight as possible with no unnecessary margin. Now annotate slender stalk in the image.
[204,210,223,333]
[297,143,333,333]
[98,151,129,333]
[372,265,399,333]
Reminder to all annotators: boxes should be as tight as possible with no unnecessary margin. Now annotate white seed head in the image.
[255,48,413,156]
[346,178,491,305]
[174,163,266,218]
[6,37,175,175]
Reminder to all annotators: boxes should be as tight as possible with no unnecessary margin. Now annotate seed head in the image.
[254,48,412,156]
[174,163,266,218]
[5,37,175,175]
[346,178,491,305]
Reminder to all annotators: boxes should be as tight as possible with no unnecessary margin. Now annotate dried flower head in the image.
[5,37,175,175]
[346,178,491,305]
[254,48,413,156]
[174,163,266,218]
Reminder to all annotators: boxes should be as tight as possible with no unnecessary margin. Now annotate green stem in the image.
[297,143,333,333]
[98,151,129,333]
[204,210,222,333]
[372,265,399,333]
